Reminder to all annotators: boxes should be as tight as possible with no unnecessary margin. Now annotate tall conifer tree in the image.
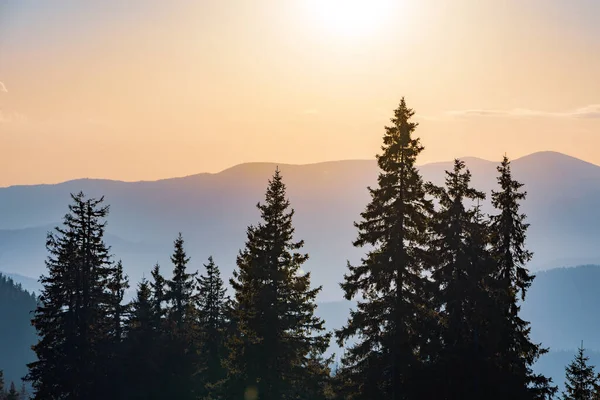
[227,168,330,400]
[6,383,18,400]
[103,260,129,399]
[335,98,437,400]
[144,263,170,398]
[428,159,495,398]
[107,260,129,341]
[196,256,228,397]
[150,263,166,325]
[25,192,118,400]
[163,234,198,400]
[563,343,600,400]
[489,156,556,399]
[26,192,122,400]
[166,234,196,328]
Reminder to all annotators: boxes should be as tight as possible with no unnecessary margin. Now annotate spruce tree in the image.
[107,260,129,341]
[227,168,330,400]
[428,159,492,398]
[196,256,228,396]
[166,234,197,328]
[6,383,18,400]
[489,156,557,399]
[128,278,154,337]
[0,369,4,395]
[335,98,437,400]
[463,201,502,397]
[163,234,198,400]
[563,343,600,400]
[25,192,118,400]
[103,260,129,399]
[146,263,169,398]
[150,263,166,325]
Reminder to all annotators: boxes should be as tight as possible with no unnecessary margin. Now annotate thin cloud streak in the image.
[0,82,7,93]
[447,104,600,119]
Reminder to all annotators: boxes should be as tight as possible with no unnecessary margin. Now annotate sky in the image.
[1,0,599,186]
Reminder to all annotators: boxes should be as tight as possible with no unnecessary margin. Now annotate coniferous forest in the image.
[10,98,600,399]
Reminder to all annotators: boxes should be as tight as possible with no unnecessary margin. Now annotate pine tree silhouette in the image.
[196,256,229,397]
[489,156,557,399]
[227,168,330,399]
[563,342,600,400]
[335,98,437,399]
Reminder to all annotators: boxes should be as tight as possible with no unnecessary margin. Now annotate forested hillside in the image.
[0,273,37,390]
[4,265,600,393]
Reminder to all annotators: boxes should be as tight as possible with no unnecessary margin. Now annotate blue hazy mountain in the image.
[2,151,600,302]
[3,151,600,391]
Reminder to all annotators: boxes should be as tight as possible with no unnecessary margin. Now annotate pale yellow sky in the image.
[1,0,599,186]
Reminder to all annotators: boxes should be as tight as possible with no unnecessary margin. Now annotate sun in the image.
[304,0,399,39]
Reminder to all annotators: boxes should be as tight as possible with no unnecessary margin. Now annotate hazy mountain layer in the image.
[2,151,600,301]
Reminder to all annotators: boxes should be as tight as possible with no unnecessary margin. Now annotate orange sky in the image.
[1,0,599,186]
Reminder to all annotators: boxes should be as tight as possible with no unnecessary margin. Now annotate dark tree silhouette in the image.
[489,156,557,399]
[166,234,197,329]
[6,382,18,400]
[163,234,198,400]
[335,98,437,400]
[196,256,229,397]
[227,168,330,400]
[25,192,121,400]
[124,277,162,399]
[102,259,129,398]
[563,342,600,400]
[428,159,495,399]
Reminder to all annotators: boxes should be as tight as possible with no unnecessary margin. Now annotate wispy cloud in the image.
[300,109,319,115]
[0,81,7,93]
[447,104,600,119]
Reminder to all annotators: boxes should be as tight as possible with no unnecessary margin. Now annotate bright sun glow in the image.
[305,0,400,39]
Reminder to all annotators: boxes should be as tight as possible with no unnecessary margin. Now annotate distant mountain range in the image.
[3,150,600,391]
[2,151,600,302]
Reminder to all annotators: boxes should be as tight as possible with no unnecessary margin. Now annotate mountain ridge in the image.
[2,151,595,189]
[3,150,600,301]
